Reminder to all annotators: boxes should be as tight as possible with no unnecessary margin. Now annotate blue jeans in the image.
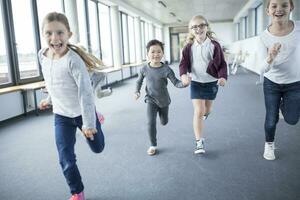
[263,78,300,142]
[54,113,105,194]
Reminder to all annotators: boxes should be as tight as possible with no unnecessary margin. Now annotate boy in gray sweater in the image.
[135,39,188,155]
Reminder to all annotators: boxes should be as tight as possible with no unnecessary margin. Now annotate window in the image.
[128,15,136,63]
[121,12,129,64]
[255,3,264,35]
[140,21,146,60]
[77,0,88,49]
[0,8,11,85]
[98,3,113,67]
[11,0,40,81]
[37,0,63,48]
[88,0,100,58]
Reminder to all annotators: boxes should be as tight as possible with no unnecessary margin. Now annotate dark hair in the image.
[146,39,164,53]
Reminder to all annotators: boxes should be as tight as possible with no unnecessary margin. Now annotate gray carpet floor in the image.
[0,66,299,200]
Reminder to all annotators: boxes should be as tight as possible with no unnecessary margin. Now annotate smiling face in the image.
[147,44,164,65]
[189,17,208,43]
[43,21,72,58]
[267,0,294,23]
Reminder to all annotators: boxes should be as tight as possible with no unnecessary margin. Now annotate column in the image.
[110,5,122,68]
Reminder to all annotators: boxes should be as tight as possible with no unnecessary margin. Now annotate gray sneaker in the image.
[194,139,205,154]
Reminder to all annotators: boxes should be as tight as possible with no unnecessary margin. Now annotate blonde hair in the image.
[266,0,294,8]
[42,12,105,71]
[186,15,216,44]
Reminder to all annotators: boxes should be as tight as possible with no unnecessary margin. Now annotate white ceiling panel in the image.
[118,0,249,25]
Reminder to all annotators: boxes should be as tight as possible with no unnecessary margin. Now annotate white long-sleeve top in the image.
[258,20,300,84]
[38,48,96,129]
[191,38,218,83]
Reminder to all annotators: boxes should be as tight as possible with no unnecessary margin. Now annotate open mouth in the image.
[51,43,63,50]
[274,14,284,18]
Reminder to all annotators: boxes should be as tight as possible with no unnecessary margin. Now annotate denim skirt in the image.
[190,80,218,100]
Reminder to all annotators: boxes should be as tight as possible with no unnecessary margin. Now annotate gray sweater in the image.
[38,48,96,129]
[136,63,184,107]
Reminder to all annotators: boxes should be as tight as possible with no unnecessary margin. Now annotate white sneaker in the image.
[194,139,205,154]
[202,113,210,120]
[263,142,275,160]
[147,146,157,156]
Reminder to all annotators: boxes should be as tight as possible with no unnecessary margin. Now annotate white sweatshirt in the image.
[258,20,300,84]
[38,48,96,129]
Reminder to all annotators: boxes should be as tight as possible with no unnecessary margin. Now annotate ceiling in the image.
[119,0,249,25]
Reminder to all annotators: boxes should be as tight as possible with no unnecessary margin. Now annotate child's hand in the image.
[82,128,97,140]
[181,74,191,86]
[267,43,281,64]
[134,92,140,100]
[217,78,226,86]
[39,99,50,110]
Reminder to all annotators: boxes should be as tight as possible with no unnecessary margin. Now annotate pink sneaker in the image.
[96,112,105,124]
[69,191,85,200]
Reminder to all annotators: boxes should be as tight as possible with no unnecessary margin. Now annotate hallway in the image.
[0,66,299,200]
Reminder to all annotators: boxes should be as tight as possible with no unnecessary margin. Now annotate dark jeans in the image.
[263,78,300,142]
[147,102,169,146]
[54,113,105,194]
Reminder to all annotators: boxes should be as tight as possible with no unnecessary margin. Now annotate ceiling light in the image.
[158,1,167,8]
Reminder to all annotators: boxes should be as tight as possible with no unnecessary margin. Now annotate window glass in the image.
[98,3,113,67]
[77,0,88,49]
[140,21,146,60]
[88,0,100,58]
[128,15,135,63]
[37,0,63,48]
[11,0,40,80]
[256,4,264,35]
[121,13,129,64]
[0,9,11,85]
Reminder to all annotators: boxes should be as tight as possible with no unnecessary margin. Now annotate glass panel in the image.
[128,16,135,63]
[256,4,264,35]
[77,0,88,49]
[140,21,146,60]
[121,13,129,64]
[171,34,179,62]
[37,0,63,48]
[0,8,11,85]
[11,0,39,80]
[88,0,100,58]
[98,3,113,67]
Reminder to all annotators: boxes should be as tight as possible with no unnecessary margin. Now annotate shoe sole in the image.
[263,155,275,160]
[194,150,205,154]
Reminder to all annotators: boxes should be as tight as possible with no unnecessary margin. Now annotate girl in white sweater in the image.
[258,0,300,160]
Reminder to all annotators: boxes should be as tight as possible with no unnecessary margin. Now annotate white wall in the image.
[0,92,24,121]
[210,22,235,46]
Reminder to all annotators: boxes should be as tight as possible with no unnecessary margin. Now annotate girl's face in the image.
[267,0,293,23]
[190,18,208,42]
[43,21,72,58]
[147,45,163,65]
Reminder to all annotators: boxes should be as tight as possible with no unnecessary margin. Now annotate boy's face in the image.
[43,21,72,58]
[147,45,163,64]
[267,0,293,23]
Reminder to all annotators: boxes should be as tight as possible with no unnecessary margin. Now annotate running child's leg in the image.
[147,102,159,147]
[54,114,84,195]
[281,81,300,125]
[158,106,169,125]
